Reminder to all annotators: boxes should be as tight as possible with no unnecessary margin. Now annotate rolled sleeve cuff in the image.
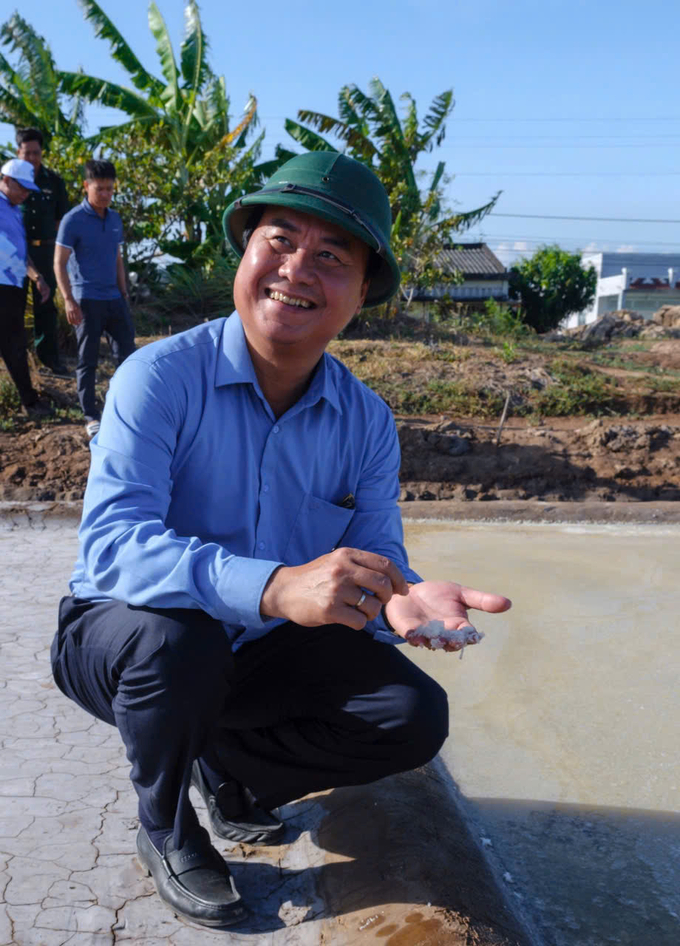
[213,557,282,629]
[367,619,406,646]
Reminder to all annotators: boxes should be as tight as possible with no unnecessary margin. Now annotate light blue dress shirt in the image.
[70,313,420,648]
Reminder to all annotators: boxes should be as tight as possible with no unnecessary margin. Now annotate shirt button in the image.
[272,425,280,433]
[258,541,265,550]
[263,484,270,493]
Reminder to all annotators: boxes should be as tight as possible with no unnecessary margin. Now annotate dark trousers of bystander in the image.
[24,242,61,370]
[0,284,39,406]
[51,597,450,849]
[75,297,136,421]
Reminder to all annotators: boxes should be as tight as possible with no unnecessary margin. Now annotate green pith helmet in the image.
[223,151,401,306]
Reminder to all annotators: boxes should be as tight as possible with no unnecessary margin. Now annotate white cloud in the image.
[491,239,533,267]
[615,244,637,253]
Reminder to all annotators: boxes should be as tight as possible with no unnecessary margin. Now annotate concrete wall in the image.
[565,251,680,328]
[420,278,509,302]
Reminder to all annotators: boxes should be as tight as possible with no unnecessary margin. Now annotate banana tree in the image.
[0,13,83,151]
[59,0,264,256]
[286,78,501,308]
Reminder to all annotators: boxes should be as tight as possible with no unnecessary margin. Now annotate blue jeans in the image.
[75,297,135,421]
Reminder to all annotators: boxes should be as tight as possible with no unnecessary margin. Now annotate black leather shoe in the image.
[136,825,247,928]
[51,364,72,378]
[191,760,285,845]
[21,400,53,418]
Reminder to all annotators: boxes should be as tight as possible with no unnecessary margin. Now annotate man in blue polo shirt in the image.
[0,158,52,417]
[55,159,135,438]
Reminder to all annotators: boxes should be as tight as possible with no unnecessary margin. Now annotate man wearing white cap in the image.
[0,158,52,416]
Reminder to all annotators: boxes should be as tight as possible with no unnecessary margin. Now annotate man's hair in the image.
[241,207,265,250]
[16,127,44,148]
[84,159,116,181]
[241,205,381,282]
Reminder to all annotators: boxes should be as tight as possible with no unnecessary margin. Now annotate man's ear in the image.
[356,278,370,315]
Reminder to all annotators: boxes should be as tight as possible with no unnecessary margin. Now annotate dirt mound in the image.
[562,311,680,343]
[397,415,680,503]
[3,331,680,504]
[653,305,680,328]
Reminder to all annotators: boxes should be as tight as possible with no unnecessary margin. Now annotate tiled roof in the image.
[434,242,507,277]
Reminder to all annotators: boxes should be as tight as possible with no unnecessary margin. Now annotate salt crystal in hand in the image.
[406,619,484,659]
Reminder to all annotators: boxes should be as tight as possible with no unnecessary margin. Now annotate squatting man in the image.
[50,152,512,929]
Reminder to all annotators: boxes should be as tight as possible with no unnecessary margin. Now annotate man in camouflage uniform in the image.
[17,127,70,376]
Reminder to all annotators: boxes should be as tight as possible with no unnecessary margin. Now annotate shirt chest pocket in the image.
[283,493,355,565]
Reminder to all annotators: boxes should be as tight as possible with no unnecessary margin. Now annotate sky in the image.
[3,0,680,266]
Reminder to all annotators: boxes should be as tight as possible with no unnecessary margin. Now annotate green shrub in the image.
[533,359,620,415]
[139,256,237,328]
[0,378,20,418]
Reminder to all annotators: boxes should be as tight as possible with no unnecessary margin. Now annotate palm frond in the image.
[180,0,210,93]
[87,113,159,145]
[59,71,159,120]
[0,82,38,129]
[148,3,179,105]
[248,146,295,183]
[422,90,454,149]
[1,14,57,114]
[76,0,162,95]
[204,74,229,136]
[369,78,406,147]
[433,191,502,234]
[296,109,377,159]
[229,93,258,147]
[337,87,368,131]
[400,92,418,149]
[0,49,31,100]
[285,119,337,153]
[343,84,380,124]
[429,161,445,194]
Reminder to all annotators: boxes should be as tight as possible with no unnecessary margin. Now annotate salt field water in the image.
[404,519,680,946]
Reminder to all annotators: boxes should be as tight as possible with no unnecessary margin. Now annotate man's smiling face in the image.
[233,207,370,358]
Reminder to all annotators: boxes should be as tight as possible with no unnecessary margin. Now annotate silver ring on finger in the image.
[355,591,367,609]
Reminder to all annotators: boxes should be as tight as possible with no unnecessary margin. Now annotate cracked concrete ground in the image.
[0,506,532,946]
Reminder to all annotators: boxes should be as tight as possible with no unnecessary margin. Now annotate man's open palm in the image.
[385,580,511,652]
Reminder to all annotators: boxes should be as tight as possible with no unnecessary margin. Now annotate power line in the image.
[481,234,680,249]
[455,171,680,177]
[447,144,680,149]
[450,117,680,123]
[259,115,680,124]
[490,213,680,224]
[441,133,680,141]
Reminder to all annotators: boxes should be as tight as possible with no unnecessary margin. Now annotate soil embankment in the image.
[2,322,680,507]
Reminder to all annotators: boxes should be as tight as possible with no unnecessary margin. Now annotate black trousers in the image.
[24,242,60,370]
[51,597,449,846]
[0,284,39,406]
[75,297,136,421]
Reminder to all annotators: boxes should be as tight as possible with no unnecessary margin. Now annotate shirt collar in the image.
[81,197,106,218]
[216,312,342,414]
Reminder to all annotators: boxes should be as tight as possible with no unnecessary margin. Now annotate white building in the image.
[565,252,680,328]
